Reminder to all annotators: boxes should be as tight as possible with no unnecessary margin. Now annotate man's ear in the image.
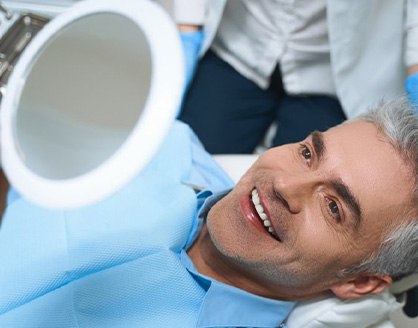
[330,274,393,300]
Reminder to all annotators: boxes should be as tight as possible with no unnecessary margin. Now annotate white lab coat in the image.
[196,0,417,118]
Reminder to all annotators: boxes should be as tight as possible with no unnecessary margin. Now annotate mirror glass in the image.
[15,13,152,179]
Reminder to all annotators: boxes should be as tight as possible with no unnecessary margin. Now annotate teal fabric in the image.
[0,121,295,327]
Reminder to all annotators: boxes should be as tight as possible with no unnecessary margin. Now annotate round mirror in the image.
[16,13,152,179]
[1,0,184,208]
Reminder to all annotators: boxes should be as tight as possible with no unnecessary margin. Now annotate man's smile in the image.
[239,187,281,241]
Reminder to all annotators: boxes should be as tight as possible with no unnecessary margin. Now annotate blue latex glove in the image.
[406,72,418,110]
[180,30,204,89]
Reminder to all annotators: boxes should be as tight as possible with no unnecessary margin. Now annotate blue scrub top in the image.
[0,121,294,327]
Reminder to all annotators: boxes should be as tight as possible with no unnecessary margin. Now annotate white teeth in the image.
[255,204,264,214]
[251,189,259,203]
[251,188,277,238]
[263,220,271,227]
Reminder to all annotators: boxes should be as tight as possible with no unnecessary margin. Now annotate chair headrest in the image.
[390,273,418,294]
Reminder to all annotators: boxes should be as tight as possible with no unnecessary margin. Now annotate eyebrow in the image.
[311,131,325,162]
[331,179,362,229]
[309,131,362,228]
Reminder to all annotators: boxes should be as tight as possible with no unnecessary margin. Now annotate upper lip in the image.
[256,186,292,242]
[273,188,290,212]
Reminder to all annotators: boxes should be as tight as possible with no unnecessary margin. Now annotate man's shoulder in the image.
[151,121,234,193]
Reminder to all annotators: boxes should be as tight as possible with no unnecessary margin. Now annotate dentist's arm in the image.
[406,0,418,109]
[179,27,204,88]
[406,65,418,109]
[174,0,206,88]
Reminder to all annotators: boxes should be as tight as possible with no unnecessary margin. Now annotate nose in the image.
[273,172,317,214]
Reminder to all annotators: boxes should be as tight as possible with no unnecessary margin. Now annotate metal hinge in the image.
[0,1,49,99]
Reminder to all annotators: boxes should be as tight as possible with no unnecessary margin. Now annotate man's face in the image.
[204,121,416,300]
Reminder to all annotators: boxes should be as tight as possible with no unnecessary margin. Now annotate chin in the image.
[207,196,259,254]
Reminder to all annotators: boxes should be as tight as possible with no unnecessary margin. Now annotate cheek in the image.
[206,195,245,247]
[236,167,257,187]
[293,216,347,269]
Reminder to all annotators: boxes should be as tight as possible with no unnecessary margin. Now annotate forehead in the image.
[323,121,414,227]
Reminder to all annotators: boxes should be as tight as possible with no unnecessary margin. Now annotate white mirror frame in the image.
[1,0,184,209]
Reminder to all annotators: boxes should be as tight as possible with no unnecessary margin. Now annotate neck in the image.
[188,225,290,300]
[187,224,334,301]
[187,225,246,287]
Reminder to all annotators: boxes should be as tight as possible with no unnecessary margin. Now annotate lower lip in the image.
[239,194,271,236]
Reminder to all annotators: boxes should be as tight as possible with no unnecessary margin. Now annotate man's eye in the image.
[301,145,312,161]
[327,199,341,221]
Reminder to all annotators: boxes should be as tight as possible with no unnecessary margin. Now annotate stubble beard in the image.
[206,197,303,291]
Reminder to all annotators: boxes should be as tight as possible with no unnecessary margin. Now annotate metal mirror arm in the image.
[0,3,49,100]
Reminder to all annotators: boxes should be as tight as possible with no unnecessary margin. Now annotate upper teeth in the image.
[251,189,277,237]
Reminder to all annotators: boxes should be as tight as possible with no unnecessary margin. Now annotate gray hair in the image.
[342,98,418,280]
